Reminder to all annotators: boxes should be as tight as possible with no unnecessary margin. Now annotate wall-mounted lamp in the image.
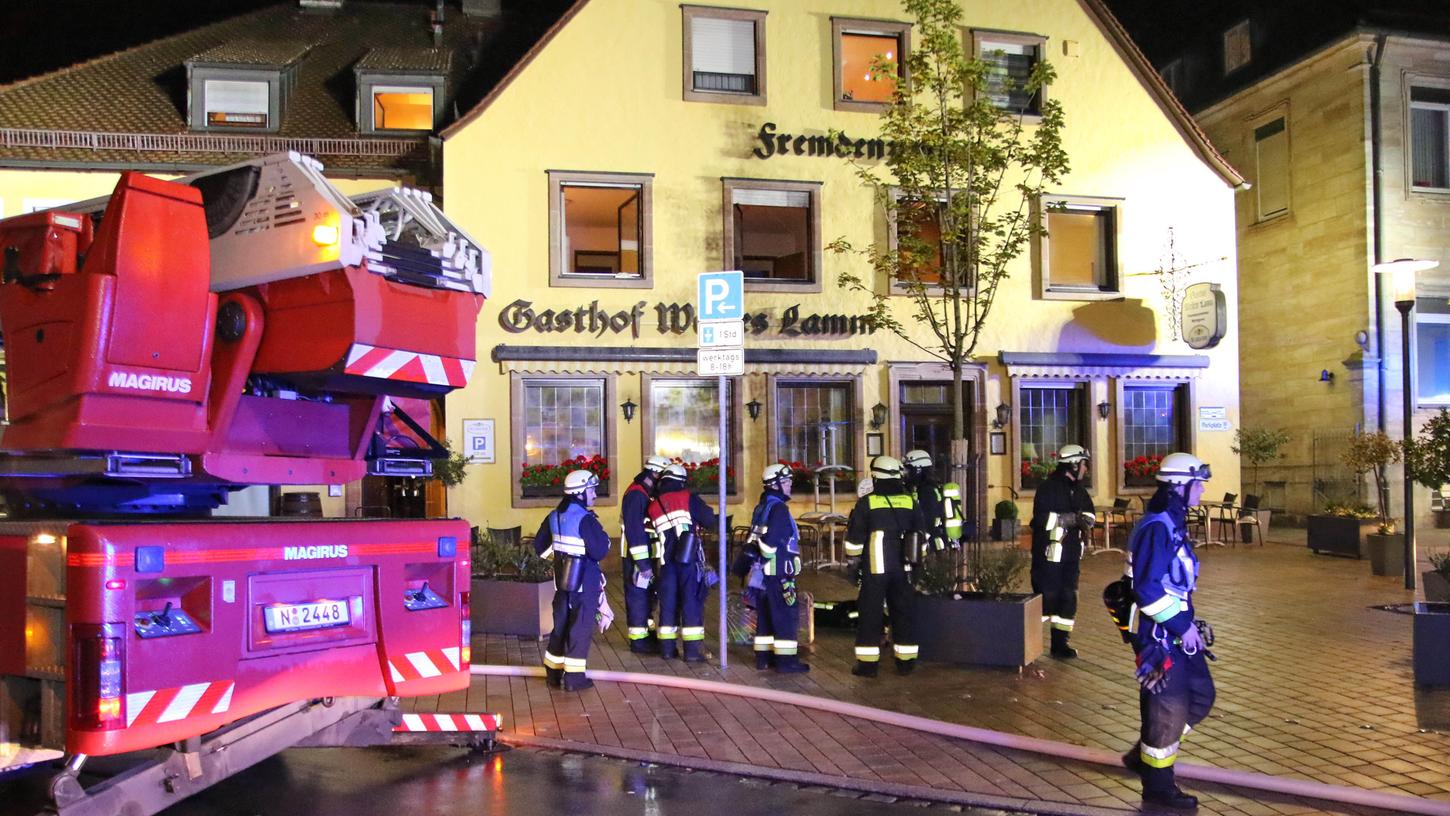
[620,397,637,424]
[1097,400,1111,419]
[746,398,762,422]
[870,402,889,430]
[992,402,1011,429]
[1319,369,1335,384]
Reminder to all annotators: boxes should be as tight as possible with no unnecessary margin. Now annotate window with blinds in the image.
[691,16,756,94]
[1039,195,1119,296]
[204,79,269,128]
[1411,86,1450,191]
[728,183,817,283]
[1254,116,1289,219]
[977,36,1043,116]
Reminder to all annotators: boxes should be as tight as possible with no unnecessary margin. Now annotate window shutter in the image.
[205,79,269,114]
[1254,117,1289,217]
[733,188,809,208]
[692,17,755,76]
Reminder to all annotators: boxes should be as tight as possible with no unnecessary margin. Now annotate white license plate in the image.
[263,599,351,633]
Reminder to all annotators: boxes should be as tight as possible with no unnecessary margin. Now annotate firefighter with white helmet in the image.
[745,463,809,673]
[903,449,966,552]
[534,469,612,691]
[1120,452,1216,810]
[620,455,670,652]
[1029,443,1096,658]
[646,462,717,660]
[843,455,927,677]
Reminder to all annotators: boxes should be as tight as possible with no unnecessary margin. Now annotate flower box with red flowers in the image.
[519,454,610,498]
[1122,453,1165,487]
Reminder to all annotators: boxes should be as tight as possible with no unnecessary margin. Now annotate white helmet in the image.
[563,470,600,496]
[856,477,874,497]
[870,455,904,480]
[1058,444,1089,464]
[662,463,688,483]
[762,463,793,488]
[643,455,671,474]
[904,449,933,469]
[1156,452,1212,485]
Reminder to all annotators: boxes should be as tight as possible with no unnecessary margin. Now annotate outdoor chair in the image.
[1104,497,1134,549]
[487,525,522,547]
[1235,494,1266,546]
[1207,492,1238,545]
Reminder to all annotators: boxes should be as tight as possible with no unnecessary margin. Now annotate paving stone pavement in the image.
[411,528,1450,815]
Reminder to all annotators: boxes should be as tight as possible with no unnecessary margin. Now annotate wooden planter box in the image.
[916,592,1043,668]
[1423,571,1450,603]
[1366,533,1406,577]
[1306,515,1372,558]
[1414,602,1450,686]
[471,576,554,639]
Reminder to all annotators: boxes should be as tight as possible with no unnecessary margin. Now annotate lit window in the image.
[1018,384,1089,490]
[548,171,652,287]
[684,7,766,104]
[974,32,1046,116]
[517,378,609,499]
[1417,299,1450,406]
[775,380,855,482]
[204,79,269,128]
[1122,385,1187,487]
[1410,86,1450,191]
[1038,195,1119,297]
[724,180,820,290]
[1223,20,1251,75]
[891,197,945,288]
[648,379,738,493]
[1253,116,1289,219]
[372,86,433,131]
[833,19,908,110]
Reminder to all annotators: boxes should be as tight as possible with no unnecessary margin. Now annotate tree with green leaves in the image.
[829,0,1069,491]
[1231,427,1291,499]
[1405,409,1450,492]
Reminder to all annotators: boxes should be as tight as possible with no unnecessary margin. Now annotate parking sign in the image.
[697,271,744,321]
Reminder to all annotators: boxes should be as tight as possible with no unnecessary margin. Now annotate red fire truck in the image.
[0,153,494,815]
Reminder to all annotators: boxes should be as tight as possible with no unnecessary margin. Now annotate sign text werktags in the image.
[497,299,878,340]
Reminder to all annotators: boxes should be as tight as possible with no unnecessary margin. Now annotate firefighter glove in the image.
[782,579,798,607]
[1135,640,1172,694]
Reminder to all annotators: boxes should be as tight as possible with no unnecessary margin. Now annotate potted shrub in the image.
[1424,552,1450,603]
[1406,408,1450,529]
[915,546,1043,667]
[1343,431,1404,576]
[1306,503,1376,558]
[469,526,555,639]
[990,499,1020,541]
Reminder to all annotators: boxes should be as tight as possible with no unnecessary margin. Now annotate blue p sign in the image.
[697,271,744,321]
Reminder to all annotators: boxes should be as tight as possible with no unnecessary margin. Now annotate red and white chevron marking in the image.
[125,681,235,728]
[394,712,501,733]
[344,344,475,387]
[388,647,463,683]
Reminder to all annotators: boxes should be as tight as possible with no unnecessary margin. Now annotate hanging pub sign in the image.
[496,299,878,340]
[1180,282,1227,350]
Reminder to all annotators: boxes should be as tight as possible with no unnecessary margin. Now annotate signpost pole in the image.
[696,270,744,672]
[718,374,728,671]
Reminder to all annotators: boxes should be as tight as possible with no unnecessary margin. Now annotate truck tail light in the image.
[460,591,471,665]
[75,634,124,730]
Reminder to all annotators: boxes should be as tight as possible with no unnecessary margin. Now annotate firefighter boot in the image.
[851,660,878,678]
[895,658,916,676]
[775,655,810,674]
[683,641,707,663]
[1142,767,1198,810]
[755,652,774,670]
[545,668,563,688]
[1051,628,1078,659]
[659,637,678,660]
[1122,742,1145,775]
[562,674,595,692]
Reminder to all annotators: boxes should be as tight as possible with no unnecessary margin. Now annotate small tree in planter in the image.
[470,526,556,639]
[1405,408,1450,529]
[1343,431,1404,576]
[1232,427,1291,500]
[990,499,1019,541]
[915,546,1042,667]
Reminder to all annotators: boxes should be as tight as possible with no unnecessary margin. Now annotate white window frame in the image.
[682,5,767,106]
[1034,193,1122,300]
[202,78,271,129]
[722,178,822,294]
[1408,80,1450,194]
[1252,110,1290,221]
[972,29,1048,121]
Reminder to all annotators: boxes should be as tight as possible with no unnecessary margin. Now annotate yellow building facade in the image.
[436,0,1246,536]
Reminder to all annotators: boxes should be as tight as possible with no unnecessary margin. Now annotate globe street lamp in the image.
[1374,258,1439,591]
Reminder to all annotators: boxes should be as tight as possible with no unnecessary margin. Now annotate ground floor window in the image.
[1121,384,1187,487]
[1017,383,1089,490]
[775,378,856,488]
[1417,298,1450,406]
[515,376,610,499]
[647,377,738,493]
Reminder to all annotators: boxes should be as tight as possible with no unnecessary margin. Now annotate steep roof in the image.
[0,2,567,176]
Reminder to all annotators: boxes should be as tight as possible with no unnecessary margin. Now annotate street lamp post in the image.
[1374,258,1439,591]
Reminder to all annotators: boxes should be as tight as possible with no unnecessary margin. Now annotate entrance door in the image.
[898,380,975,485]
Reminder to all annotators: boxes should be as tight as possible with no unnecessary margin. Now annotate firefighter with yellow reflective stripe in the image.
[747,464,810,674]
[620,455,669,653]
[1029,444,1096,659]
[534,470,612,692]
[843,456,927,678]
[646,463,717,661]
[903,449,966,551]
[1121,452,1216,811]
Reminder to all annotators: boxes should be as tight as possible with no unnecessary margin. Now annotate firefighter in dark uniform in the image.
[903,449,966,551]
[1121,452,1216,810]
[620,455,669,653]
[647,463,717,661]
[746,463,810,673]
[1029,444,1096,659]
[534,469,611,692]
[844,456,927,677]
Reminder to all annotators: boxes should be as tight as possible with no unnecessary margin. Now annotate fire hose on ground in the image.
[471,664,1450,816]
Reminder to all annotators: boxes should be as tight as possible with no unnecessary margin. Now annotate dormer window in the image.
[355,48,448,134]
[185,41,308,133]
